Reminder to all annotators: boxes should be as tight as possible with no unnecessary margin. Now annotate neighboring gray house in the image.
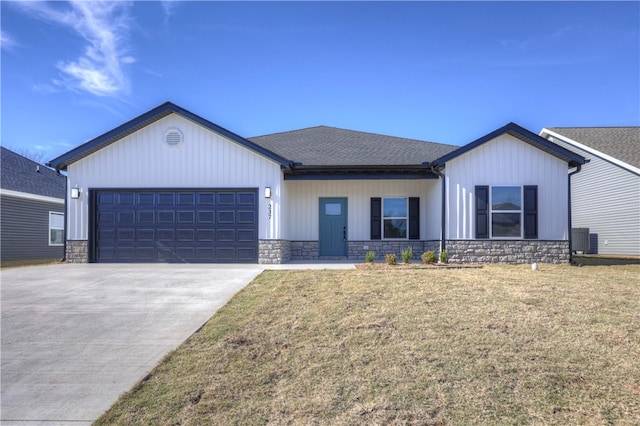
[540,127,640,257]
[47,102,585,264]
[1,147,66,264]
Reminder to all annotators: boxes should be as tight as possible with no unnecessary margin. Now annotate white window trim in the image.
[49,211,64,246]
[489,186,523,239]
[382,197,408,240]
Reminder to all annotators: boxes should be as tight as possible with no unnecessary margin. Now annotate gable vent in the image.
[165,128,183,147]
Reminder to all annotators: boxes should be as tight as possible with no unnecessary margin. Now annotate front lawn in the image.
[96,264,640,425]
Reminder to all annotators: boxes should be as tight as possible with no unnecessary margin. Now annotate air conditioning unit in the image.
[572,228,590,253]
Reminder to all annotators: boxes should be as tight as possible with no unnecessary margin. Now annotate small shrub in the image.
[365,251,375,263]
[440,250,448,264]
[421,250,436,264]
[401,246,413,264]
[385,253,397,265]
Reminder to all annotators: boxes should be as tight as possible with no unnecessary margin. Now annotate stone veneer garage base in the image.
[69,239,570,264]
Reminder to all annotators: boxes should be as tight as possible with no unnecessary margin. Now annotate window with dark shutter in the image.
[475,186,489,239]
[523,185,538,239]
[370,198,381,240]
[408,197,419,240]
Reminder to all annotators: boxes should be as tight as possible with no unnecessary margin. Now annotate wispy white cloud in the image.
[13,1,135,97]
[1,29,19,51]
[161,0,179,20]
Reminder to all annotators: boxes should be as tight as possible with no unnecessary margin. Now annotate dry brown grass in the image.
[96,264,640,425]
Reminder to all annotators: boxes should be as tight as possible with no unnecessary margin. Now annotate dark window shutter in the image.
[523,185,538,239]
[408,197,420,240]
[370,198,381,240]
[475,186,489,239]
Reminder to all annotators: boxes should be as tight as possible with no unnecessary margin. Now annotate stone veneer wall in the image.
[66,240,89,263]
[258,240,291,264]
[445,240,570,264]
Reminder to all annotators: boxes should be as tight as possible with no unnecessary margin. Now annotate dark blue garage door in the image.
[92,189,258,263]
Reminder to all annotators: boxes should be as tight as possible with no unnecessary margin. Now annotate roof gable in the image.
[543,127,639,170]
[434,122,586,168]
[249,126,458,166]
[1,147,66,198]
[47,102,292,171]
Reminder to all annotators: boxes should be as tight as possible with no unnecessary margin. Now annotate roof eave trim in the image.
[47,102,293,170]
[432,122,586,168]
[540,128,640,175]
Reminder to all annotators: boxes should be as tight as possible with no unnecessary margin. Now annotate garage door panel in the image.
[237,192,256,205]
[197,211,214,224]
[117,229,135,242]
[217,211,235,224]
[137,193,155,206]
[177,211,195,224]
[94,189,257,263]
[116,193,135,206]
[237,211,256,224]
[157,193,175,205]
[237,247,257,262]
[238,229,257,241]
[197,193,215,205]
[137,211,155,224]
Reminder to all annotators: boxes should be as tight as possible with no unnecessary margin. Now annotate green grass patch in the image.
[96,264,640,425]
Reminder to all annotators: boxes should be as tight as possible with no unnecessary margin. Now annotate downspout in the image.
[58,169,67,262]
[568,164,582,265]
[428,163,446,253]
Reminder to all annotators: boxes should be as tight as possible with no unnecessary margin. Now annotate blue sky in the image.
[2,1,638,163]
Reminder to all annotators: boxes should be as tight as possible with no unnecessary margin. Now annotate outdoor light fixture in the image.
[264,187,272,199]
[71,187,80,199]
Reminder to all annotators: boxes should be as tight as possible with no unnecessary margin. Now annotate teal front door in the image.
[319,198,347,256]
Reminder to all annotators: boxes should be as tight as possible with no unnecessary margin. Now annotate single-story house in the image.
[540,127,640,257]
[47,102,586,264]
[1,147,66,265]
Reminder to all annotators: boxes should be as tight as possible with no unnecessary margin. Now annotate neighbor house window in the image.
[49,212,64,246]
[383,198,408,239]
[370,197,419,240]
[475,185,538,239]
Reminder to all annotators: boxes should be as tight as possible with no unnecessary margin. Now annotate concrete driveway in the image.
[1,263,266,425]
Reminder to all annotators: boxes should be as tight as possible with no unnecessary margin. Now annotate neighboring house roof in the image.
[1,147,66,199]
[542,127,640,171]
[433,122,586,168]
[47,102,293,171]
[249,126,457,166]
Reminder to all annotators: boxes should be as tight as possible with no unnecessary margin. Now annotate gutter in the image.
[568,164,582,265]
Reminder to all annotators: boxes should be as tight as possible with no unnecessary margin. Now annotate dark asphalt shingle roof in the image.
[548,127,640,169]
[1,147,66,199]
[249,126,458,166]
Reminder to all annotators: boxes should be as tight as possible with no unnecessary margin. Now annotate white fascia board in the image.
[540,128,640,176]
[0,189,65,205]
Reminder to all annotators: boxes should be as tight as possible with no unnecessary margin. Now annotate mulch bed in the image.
[356,262,484,270]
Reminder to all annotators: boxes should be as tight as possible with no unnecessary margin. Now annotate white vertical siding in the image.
[445,134,569,240]
[284,179,441,240]
[549,136,640,256]
[66,114,283,241]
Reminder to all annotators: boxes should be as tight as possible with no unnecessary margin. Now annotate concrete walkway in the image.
[0,262,354,425]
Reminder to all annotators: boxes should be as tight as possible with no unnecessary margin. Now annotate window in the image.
[491,186,521,237]
[383,198,408,239]
[371,197,419,240]
[475,186,537,239]
[49,212,64,246]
